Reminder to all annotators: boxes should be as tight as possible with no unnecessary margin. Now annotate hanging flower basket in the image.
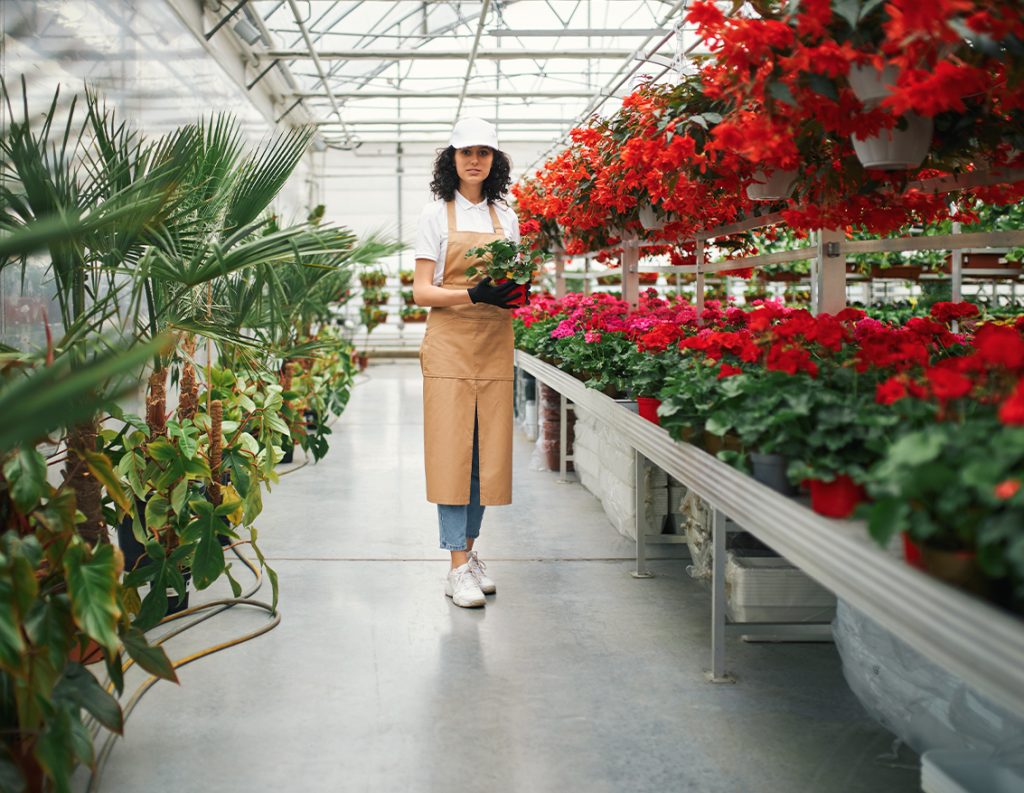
[746,169,797,202]
[942,252,1021,274]
[868,264,924,280]
[638,201,665,231]
[852,112,933,170]
[847,63,901,105]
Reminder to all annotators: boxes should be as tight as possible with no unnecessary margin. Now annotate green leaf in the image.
[53,662,124,734]
[145,495,170,530]
[767,80,798,107]
[886,429,945,468]
[35,708,75,793]
[170,478,188,516]
[82,449,131,514]
[3,447,49,513]
[192,519,226,590]
[122,627,178,683]
[867,498,909,547]
[63,542,122,653]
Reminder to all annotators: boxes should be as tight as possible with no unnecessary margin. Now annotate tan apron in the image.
[420,200,514,505]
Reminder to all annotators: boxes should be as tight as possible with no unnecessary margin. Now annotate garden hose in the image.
[86,547,278,792]
[84,374,369,790]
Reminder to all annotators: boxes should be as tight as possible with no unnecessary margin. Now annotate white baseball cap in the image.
[449,117,500,150]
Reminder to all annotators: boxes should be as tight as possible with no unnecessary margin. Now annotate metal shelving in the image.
[516,350,1024,712]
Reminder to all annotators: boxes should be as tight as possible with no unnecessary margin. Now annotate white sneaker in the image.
[467,550,496,594]
[445,562,486,608]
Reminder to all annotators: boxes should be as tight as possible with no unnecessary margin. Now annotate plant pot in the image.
[809,474,865,519]
[68,637,105,665]
[303,408,318,433]
[919,545,991,598]
[636,396,661,425]
[746,169,797,201]
[614,398,639,413]
[166,568,192,615]
[280,440,294,464]
[356,353,369,371]
[750,452,796,495]
[852,112,933,170]
[942,252,1020,273]
[765,271,804,282]
[638,201,666,231]
[847,62,901,104]
[902,532,925,570]
[495,277,527,307]
[637,272,659,285]
[868,264,923,280]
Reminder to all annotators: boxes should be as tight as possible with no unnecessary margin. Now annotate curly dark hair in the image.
[429,146,513,204]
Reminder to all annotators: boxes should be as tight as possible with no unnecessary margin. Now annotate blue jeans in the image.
[438,412,485,551]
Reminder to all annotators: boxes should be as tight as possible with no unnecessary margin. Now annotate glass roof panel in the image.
[243,1,701,150]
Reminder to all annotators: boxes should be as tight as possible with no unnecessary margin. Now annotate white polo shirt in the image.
[414,190,520,286]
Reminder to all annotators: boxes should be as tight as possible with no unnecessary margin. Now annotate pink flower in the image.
[584,330,603,343]
[551,319,576,339]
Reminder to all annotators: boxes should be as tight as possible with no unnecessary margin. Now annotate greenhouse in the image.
[2,1,1024,791]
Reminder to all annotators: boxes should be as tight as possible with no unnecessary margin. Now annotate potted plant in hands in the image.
[464,236,547,308]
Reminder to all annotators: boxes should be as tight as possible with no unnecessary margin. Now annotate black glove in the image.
[467,276,519,309]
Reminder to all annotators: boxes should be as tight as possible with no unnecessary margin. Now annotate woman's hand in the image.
[467,276,519,309]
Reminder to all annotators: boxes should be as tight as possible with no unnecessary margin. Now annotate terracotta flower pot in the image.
[901,532,925,570]
[919,545,991,598]
[809,474,865,519]
[636,396,661,425]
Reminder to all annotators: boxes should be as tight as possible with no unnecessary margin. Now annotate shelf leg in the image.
[558,393,570,484]
[706,508,735,683]
[631,450,654,579]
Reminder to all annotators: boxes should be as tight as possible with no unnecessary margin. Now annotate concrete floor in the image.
[84,361,920,793]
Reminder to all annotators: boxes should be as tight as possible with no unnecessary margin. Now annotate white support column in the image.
[951,220,963,303]
[554,245,566,299]
[621,234,640,309]
[695,237,706,326]
[814,228,846,315]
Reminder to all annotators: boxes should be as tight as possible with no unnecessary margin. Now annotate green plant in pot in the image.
[864,418,1024,610]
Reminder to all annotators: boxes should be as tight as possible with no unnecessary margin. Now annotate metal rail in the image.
[516,350,1024,712]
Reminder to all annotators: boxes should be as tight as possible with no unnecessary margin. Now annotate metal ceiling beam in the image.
[488,28,672,37]
[285,0,353,143]
[314,117,570,125]
[455,0,492,120]
[291,89,594,98]
[264,48,636,60]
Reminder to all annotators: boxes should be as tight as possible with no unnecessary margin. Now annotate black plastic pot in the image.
[750,452,797,496]
[280,440,294,464]
[117,498,150,576]
[303,408,319,433]
[166,569,191,615]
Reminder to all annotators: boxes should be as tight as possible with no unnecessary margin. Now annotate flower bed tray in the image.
[725,553,837,624]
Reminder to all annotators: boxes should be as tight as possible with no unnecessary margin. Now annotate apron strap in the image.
[446,198,507,237]
[488,204,505,236]
[446,200,457,235]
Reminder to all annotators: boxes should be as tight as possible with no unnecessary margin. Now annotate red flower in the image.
[924,365,973,401]
[718,363,743,379]
[876,377,908,405]
[520,219,541,235]
[973,323,1024,370]
[930,301,980,324]
[998,379,1024,425]
[994,479,1021,500]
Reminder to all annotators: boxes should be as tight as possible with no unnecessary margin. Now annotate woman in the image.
[412,117,524,608]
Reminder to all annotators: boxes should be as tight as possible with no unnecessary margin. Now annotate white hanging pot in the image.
[746,169,797,201]
[847,63,901,105]
[638,201,666,231]
[852,112,934,170]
